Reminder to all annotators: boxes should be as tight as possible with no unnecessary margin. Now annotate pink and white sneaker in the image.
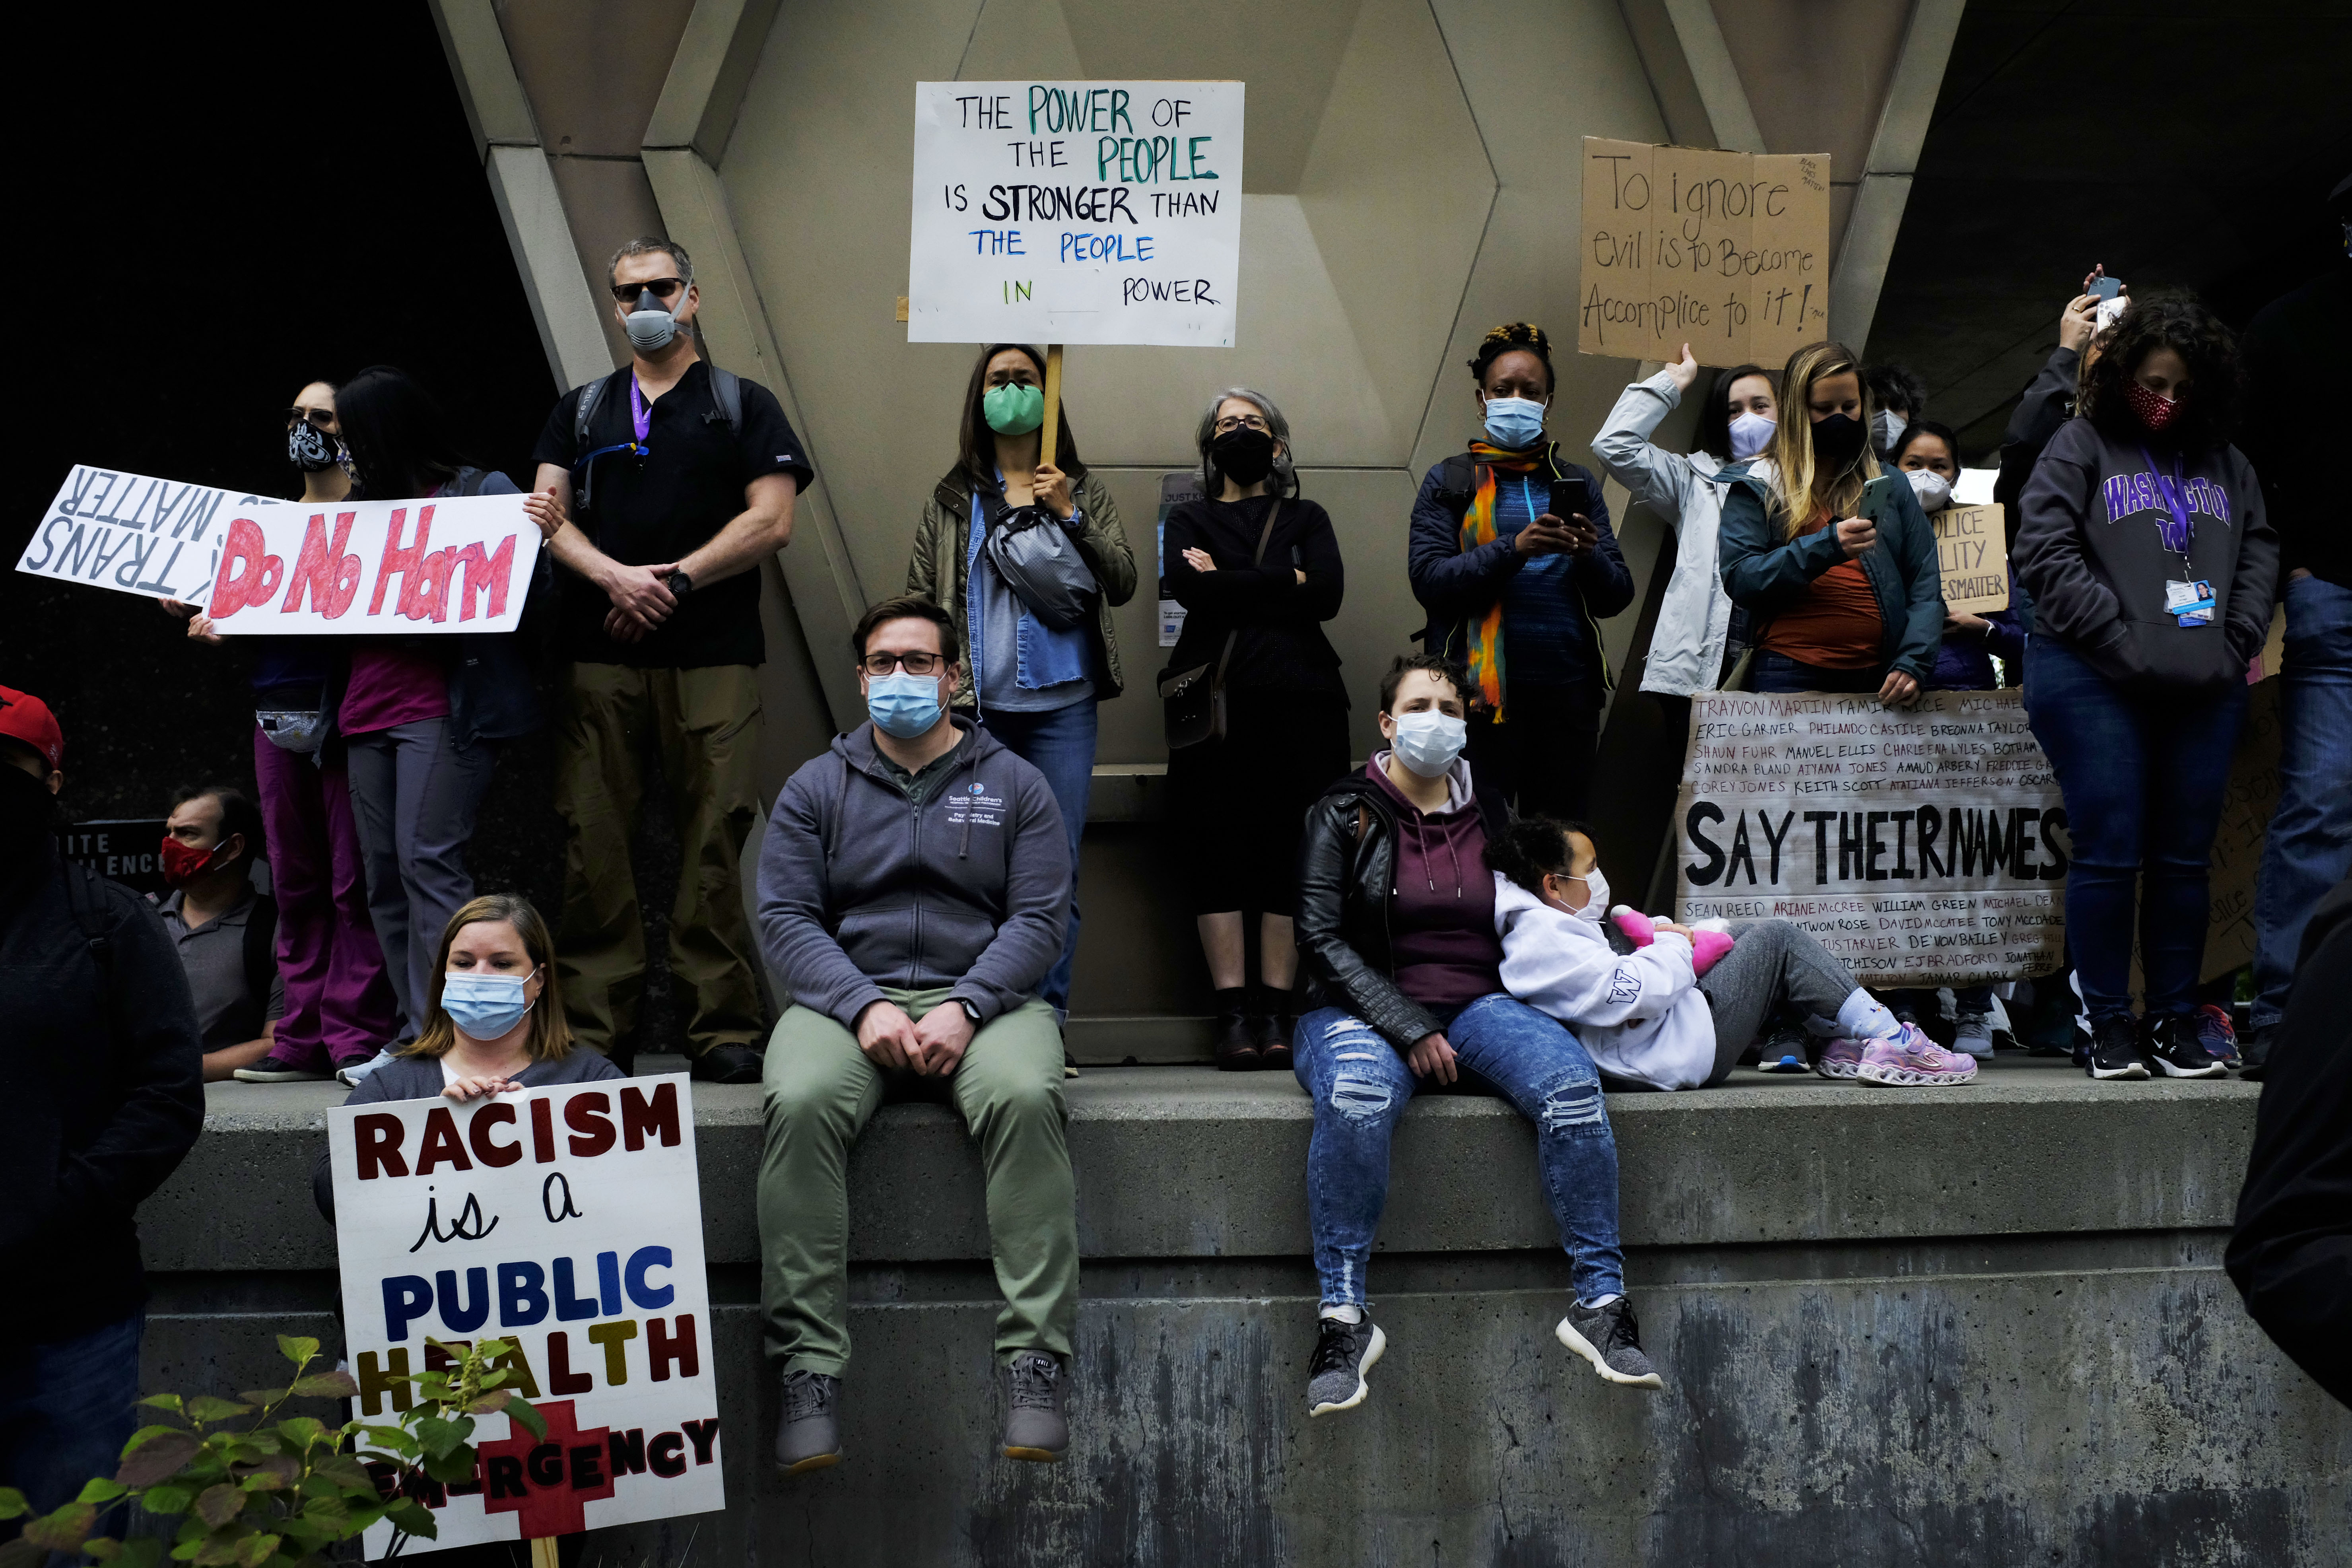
[1855,1023,1978,1087]
[1813,1038,1868,1080]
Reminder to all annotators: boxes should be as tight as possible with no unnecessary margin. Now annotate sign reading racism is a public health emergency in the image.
[1577,138,1831,369]
[1674,691,2066,985]
[328,1075,722,1554]
[908,80,1244,346]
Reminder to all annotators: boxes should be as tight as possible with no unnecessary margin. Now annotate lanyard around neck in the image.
[2136,445,2194,561]
[629,377,654,444]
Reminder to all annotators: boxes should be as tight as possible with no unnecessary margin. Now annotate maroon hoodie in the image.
[1367,755,1503,1010]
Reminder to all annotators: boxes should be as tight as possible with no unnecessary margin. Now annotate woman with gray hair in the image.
[1160,388,1349,1069]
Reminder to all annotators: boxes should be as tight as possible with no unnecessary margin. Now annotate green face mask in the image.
[983,381,1045,436]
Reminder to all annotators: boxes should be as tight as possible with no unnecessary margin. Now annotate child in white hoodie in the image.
[1488,818,1976,1089]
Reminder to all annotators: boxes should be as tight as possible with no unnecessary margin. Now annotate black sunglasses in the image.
[285,407,335,429]
[610,277,687,303]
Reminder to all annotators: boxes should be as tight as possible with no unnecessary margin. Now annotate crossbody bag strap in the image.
[1210,498,1283,694]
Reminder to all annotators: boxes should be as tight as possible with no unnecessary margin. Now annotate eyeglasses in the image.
[285,406,335,429]
[860,651,944,676]
[1213,414,1270,434]
[610,277,687,303]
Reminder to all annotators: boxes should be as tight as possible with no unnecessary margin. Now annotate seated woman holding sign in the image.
[1487,816,1973,1089]
[311,894,622,1220]
[1717,341,1944,705]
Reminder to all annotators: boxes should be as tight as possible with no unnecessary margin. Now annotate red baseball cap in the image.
[0,686,64,771]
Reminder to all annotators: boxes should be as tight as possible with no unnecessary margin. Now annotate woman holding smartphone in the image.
[1406,323,1633,820]
[1717,341,1944,703]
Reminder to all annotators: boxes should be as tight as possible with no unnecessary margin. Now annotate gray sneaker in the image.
[775,1369,841,1475]
[1556,1298,1664,1390]
[1001,1351,1068,1461]
[1305,1314,1387,1417]
[1953,1011,1995,1060]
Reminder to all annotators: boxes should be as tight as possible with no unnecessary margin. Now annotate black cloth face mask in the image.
[1810,411,1866,468]
[1211,426,1277,487]
[288,420,342,473]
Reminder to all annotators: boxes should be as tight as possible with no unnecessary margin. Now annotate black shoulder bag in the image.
[1159,499,1281,750]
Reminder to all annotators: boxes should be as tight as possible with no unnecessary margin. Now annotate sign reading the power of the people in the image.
[15,466,279,608]
[202,492,540,635]
[908,80,1244,346]
[1674,691,2066,985]
[1577,138,1831,368]
[328,1075,722,1554]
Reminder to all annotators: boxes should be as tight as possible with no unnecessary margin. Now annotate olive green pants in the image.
[553,661,764,1059]
[758,988,1078,1375]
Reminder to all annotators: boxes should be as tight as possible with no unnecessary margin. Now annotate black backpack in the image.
[567,365,744,515]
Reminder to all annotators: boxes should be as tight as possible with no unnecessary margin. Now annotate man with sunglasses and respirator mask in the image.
[522,238,816,1084]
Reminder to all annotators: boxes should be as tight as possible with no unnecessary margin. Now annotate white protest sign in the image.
[204,492,540,635]
[908,81,1243,346]
[15,466,282,608]
[1674,691,2067,985]
[328,1074,722,1554]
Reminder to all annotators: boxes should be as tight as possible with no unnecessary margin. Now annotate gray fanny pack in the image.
[983,503,1098,630]
[258,708,328,754]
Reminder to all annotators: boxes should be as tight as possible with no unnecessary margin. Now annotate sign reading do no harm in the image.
[204,492,540,636]
[908,80,1244,347]
[327,1075,722,1554]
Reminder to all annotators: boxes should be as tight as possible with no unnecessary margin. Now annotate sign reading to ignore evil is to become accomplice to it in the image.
[328,1075,723,1555]
[1674,691,2067,985]
[1576,138,1832,369]
[907,81,1244,346]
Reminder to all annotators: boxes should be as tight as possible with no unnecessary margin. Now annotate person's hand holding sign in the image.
[1032,462,1074,521]
[1666,342,1701,395]
[1878,670,1920,708]
[522,488,569,543]
[1834,517,1877,558]
[443,1073,522,1102]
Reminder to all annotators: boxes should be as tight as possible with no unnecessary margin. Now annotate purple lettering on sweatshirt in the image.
[2101,466,2232,528]
[1366,760,1502,1011]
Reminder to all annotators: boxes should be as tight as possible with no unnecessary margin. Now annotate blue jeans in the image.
[1751,649,1884,695]
[2252,575,2352,1029]
[2025,635,2247,1023]
[0,1312,143,1525]
[1293,996,1624,1307]
[978,701,1096,1018]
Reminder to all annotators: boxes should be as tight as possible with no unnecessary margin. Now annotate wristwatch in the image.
[957,999,983,1027]
[665,569,695,600]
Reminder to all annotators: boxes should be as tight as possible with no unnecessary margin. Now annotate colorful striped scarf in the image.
[1458,440,1549,721]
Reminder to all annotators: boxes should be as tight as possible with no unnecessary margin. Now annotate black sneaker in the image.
[690,1042,765,1083]
[2085,1016,2148,1081]
[775,1369,841,1475]
[1556,1298,1664,1389]
[1305,1313,1386,1417]
[2238,1023,2275,1081]
[2142,1012,2226,1079]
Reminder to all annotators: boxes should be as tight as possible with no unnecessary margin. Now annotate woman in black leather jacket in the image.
[1284,653,1659,1422]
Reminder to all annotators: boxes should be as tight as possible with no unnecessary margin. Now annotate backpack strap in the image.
[243,892,278,1019]
[1433,453,1479,524]
[61,862,115,986]
[573,370,621,451]
[1351,804,1370,845]
[709,367,742,435]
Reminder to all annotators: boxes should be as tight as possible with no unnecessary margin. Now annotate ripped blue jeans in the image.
[1293,995,1624,1310]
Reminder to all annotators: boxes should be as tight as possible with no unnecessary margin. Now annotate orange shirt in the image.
[1759,514,1883,669]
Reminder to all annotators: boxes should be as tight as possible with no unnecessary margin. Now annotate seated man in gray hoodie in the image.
[755,594,1075,1476]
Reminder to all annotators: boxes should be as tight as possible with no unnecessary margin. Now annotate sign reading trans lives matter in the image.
[15,466,278,608]
[909,81,1243,346]
[1674,691,2066,985]
[328,1075,722,1554]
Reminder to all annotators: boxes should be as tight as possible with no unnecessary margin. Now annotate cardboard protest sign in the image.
[908,82,1244,346]
[15,466,281,608]
[202,493,540,636]
[1675,691,2066,984]
[1577,138,1831,369]
[327,1075,722,1554]
[1932,503,2009,613]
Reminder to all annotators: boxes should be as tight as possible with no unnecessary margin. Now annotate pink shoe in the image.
[1813,1038,1867,1080]
[1855,1023,1978,1087]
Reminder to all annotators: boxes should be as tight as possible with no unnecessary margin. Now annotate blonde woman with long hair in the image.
[1717,341,1945,706]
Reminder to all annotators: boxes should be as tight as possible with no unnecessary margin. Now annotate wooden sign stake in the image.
[1040,344,1064,470]
[531,1537,560,1568]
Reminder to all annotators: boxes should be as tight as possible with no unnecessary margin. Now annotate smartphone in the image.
[1549,475,1593,523]
[2090,277,2122,300]
[1859,473,1903,522]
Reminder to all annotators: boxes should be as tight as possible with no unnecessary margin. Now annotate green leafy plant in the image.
[0,1333,544,1568]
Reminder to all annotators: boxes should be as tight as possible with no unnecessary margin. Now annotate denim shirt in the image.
[966,484,1093,713]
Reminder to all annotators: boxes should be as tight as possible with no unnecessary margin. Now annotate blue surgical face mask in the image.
[1481,395,1546,451]
[443,969,536,1041]
[866,670,944,739]
[1728,411,1776,462]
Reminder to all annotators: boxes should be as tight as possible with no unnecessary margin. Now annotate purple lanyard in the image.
[2136,446,2193,558]
[628,378,653,445]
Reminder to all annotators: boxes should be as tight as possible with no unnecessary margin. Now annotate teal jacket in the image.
[1717,471,1945,682]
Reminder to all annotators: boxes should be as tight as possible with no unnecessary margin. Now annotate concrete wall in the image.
[142,1062,2350,1564]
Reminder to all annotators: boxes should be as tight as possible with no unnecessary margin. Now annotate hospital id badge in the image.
[2164,578,2216,627]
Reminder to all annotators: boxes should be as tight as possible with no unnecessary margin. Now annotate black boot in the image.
[1212,987,1259,1071]
[1253,983,1294,1071]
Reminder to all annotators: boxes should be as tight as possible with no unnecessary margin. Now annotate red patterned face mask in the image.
[2126,379,2181,432]
[160,835,224,886]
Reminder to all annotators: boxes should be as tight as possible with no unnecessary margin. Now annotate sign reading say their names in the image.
[16,466,281,609]
[1577,138,1831,369]
[908,81,1244,347]
[328,1074,722,1554]
[1675,691,2066,985]
[1933,503,2009,614]
[203,492,540,636]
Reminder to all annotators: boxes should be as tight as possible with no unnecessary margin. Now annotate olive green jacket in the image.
[907,468,1138,705]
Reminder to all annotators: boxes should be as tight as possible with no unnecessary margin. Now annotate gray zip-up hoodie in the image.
[756,716,1070,1031]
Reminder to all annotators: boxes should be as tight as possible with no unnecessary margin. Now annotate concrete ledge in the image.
[144,1058,2257,1273]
